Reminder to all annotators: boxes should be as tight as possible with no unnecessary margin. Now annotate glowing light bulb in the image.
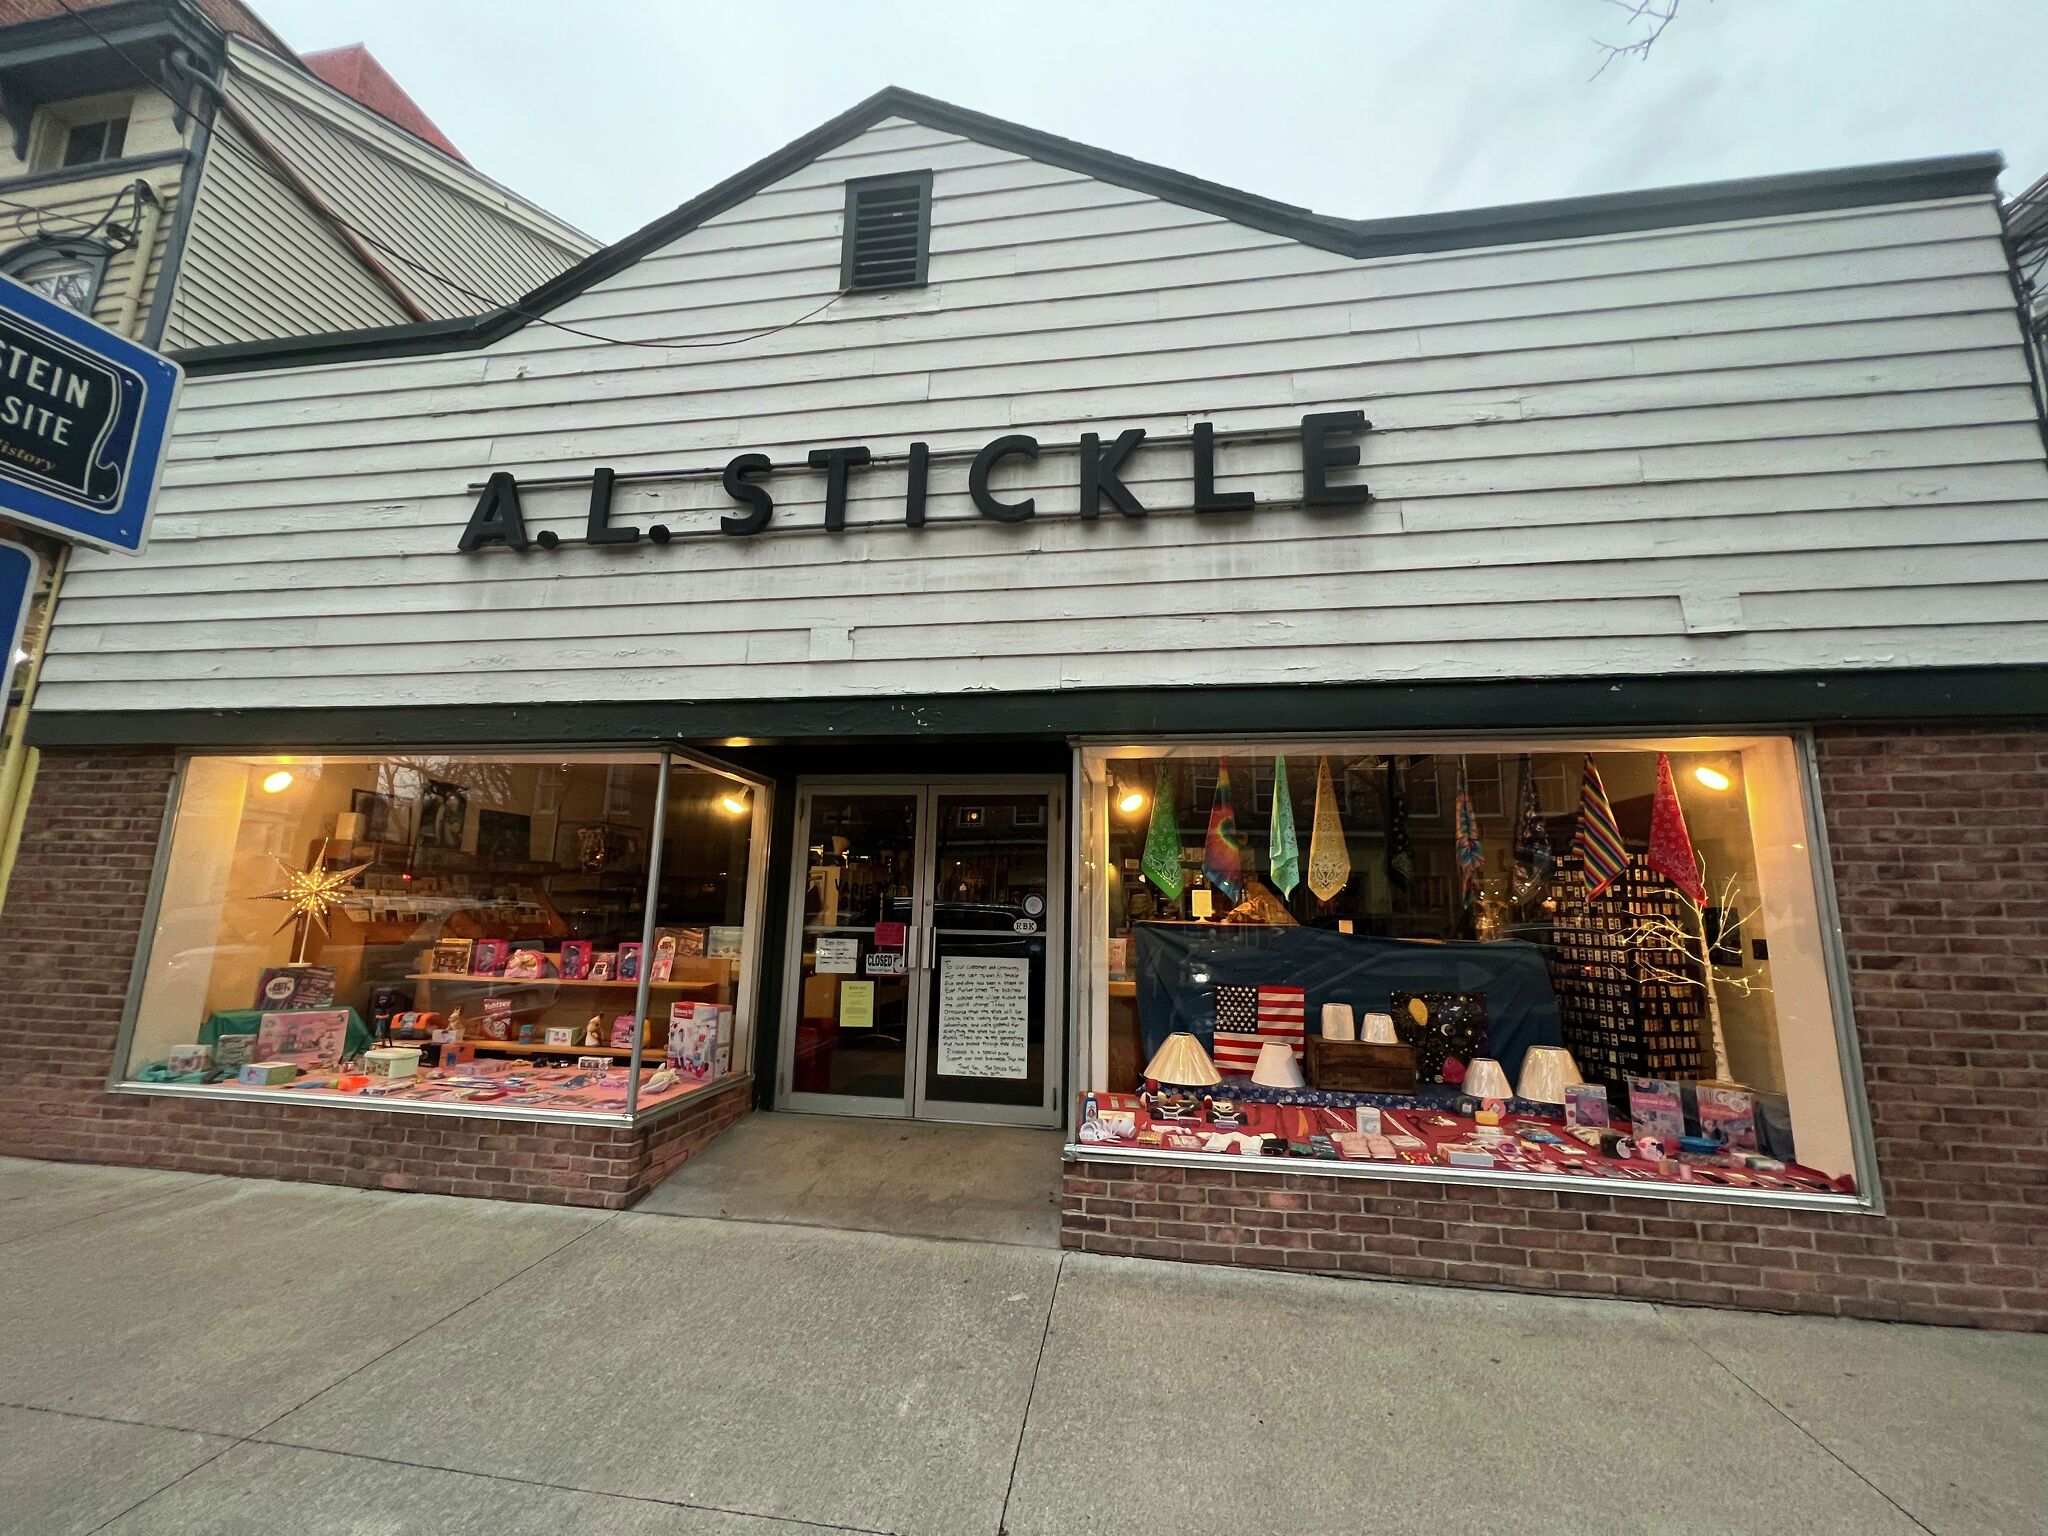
[1694,766,1731,792]
[261,771,294,794]
[719,792,749,816]
[1118,790,1147,815]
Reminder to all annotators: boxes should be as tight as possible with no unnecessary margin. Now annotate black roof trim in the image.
[171,84,2006,378]
[24,667,2048,751]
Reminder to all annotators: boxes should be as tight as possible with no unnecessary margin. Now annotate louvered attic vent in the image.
[841,171,933,291]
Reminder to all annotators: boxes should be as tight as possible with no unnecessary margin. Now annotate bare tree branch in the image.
[1591,0,1683,79]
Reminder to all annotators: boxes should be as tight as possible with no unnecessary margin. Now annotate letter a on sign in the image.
[459,472,529,551]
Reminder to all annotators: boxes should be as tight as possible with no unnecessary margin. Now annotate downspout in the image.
[111,180,164,340]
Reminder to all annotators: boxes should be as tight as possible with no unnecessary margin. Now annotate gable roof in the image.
[302,43,464,162]
[174,83,2005,377]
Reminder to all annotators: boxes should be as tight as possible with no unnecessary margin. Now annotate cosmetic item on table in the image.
[240,1061,298,1086]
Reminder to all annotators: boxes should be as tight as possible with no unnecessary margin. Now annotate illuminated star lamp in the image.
[256,840,372,963]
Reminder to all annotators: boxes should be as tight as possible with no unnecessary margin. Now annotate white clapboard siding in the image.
[163,118,411,349]
[38,114,2048,715]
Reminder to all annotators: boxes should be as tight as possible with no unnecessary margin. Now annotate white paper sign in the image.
[936,955,1031,1079]
[814,936,859,974]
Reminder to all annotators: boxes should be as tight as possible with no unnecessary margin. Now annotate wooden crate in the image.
[1306,1036,1418,1094]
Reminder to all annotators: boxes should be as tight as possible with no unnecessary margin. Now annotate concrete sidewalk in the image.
[1,1155,2041,1535]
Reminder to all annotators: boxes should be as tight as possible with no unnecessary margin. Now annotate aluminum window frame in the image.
[1067,726,1880,1214]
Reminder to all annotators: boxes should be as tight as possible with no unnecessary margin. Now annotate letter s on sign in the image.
[722,453,774,535]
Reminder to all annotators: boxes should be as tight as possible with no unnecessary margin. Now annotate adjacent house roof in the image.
[175,83,2006,376]
[302,42,464,163]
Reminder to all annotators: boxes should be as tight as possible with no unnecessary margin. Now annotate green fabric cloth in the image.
[1269,754,1300,897]
[1141,760,1185,902]
[200,1008,372,1059]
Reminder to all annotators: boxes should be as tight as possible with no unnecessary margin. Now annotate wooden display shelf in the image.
[404,973,716,992]
[467,1040,647,1058]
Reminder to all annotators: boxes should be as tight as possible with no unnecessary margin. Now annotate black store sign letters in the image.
[458,412,1370,553]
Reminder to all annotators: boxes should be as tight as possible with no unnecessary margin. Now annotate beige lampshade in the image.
[1516,1045,1583,1104]
[1462,1057,1513,1100]
[1251,1039,1307,1088]
[1320,1003,1357,1042]
[1360,1011,1399,1045]
[1143,1031,1221,1087]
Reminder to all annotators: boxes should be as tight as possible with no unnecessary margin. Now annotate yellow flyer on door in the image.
[839,980,875,1029]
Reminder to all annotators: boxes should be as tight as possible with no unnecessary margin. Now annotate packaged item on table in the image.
[240,1060,298,1086]
[1564,1083,1610,1130]
[255,964,337,1010]
[589,951,618,982]
[256,1009,351,1070]
[480,998,514,1041]
[212,1033,259,1073]
[470,940,511,977]
[1627,1077,1686,1143]
[167,1044,211,1075]
[707,926,743,959]
[432,938,474,975]
[616,943,643,981]
[558,941,594,980]
[1443,1144,1497,1168]
[1697,1085,1757,1150]
[364,1046,421,1079]
[650,954,674,982]
[504,948,551,980]
[517,1021,541,1044]
[666,1001,720,1081]
[1353,1106,1382,1135]
[543,1026,576,1047]
[609,1014,638,1048]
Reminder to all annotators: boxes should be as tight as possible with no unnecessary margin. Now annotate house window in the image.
[1,238,111,312]
[32,94,134,173]
[840,171,932,292]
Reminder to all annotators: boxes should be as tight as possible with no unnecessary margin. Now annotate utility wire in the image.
[48,0,850,353]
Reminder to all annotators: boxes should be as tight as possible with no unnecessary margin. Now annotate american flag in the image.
[1212,984,1306,1075]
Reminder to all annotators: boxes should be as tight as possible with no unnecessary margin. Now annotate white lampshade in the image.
[1462,1057,1513,1100]
[1251,1040,1307,1088]
[1516,1045,1583,1104]
[1143,1031,1221,1087]
[1320,1003,1357,1042]
[1360,1011,1398,1045]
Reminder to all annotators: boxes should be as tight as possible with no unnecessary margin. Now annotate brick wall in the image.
[0,749,748,1209]
[1066,724,2048,1331]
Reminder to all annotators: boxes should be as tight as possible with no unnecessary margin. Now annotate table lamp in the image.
[1516,1045,1583,1104]
[1360,1011,1399,1045]
[1462,1057,1513,1101]
[1252,1039,1306,1088]
[1142,1031,1221,1088]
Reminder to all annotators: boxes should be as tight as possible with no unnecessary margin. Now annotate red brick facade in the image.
[1065,725,2048,1331]
[0,749,750,1209]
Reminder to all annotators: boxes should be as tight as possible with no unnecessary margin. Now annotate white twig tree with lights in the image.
[1617,859,1767,1085]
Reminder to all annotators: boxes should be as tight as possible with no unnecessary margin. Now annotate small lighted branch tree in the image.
[1618,861,1767,1084]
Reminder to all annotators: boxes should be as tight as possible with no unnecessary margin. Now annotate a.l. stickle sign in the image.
[456,412,1371,553]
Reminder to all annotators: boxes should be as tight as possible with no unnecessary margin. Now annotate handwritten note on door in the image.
[936,956,1030,1079]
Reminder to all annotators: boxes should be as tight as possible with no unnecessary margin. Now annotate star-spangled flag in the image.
[1574,758,1628,899]
[1646,752,1707,904]
[1212,983,1307,1074]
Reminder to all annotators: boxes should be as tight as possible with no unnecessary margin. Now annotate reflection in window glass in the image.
[1082,738,1862,1199]
[125,752,757,1119]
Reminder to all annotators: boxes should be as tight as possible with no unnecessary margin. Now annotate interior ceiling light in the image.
[1694,766,1732,792]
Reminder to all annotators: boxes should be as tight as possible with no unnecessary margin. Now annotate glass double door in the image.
[777,778,1063,1126]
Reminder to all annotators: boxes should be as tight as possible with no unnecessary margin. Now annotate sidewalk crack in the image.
[995,1249,1065,1536]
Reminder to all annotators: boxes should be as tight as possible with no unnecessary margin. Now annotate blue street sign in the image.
[0,274,181,555]
[0,538,39,704]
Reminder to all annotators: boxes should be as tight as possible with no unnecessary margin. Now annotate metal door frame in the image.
[775,775,1065,1127]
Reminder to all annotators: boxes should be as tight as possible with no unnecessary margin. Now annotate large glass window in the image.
[122,751,767,1119]
[1076,737,1868,1202]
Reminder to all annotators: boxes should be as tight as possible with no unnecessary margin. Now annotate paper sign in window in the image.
[936,956,1029,1079]
[839,980,875,1029]
[815,935,859,974]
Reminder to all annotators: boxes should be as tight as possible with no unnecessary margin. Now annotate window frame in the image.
[108,744,775,1128]
[1067,727,1881,1213]
[0,235,112,313]
[30,92,136,174]
[839,169,933,293]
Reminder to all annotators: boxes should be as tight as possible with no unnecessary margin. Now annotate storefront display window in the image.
[120,750,768,1120]
[1075,737,1870,1203]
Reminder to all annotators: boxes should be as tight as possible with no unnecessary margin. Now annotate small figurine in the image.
[583,1015,601,1048]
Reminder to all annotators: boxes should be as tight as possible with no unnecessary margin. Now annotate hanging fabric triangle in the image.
[1204,760,1246,904]
[1454,757,1485,910]
[1384,756,1414,895]
[1268,755,1299,898]
[1645,752,1707,903]
[1511,752,1554,902]
[1139,760,1184,902]
[1573,757,1627,900]
[1306,756,1351,901]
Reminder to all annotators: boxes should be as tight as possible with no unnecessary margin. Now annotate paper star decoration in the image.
[256,846,372,938]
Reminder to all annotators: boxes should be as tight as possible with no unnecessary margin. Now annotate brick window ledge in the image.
[1062,1142,1872,1215]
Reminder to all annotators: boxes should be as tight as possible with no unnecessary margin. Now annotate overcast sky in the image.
[255,0,2048,244]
